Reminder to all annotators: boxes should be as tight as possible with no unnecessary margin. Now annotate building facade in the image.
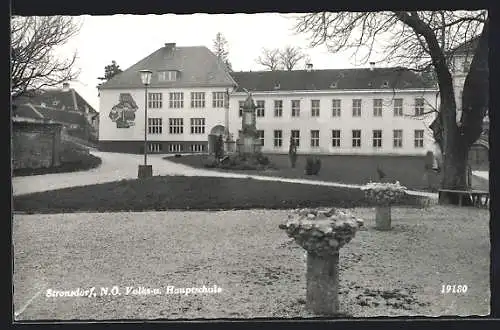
[98,43,236,154]
[449,36,489,168]
[98,43,439,156]
[230,68,438,155]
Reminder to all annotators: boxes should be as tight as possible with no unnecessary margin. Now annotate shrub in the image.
[214,134,224,160]
[202,156,218,168]
[305,156,321,175]
[174,154,182,158]
[289,137,297,168]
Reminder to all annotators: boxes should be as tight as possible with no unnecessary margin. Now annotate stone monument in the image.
[237,93,261,155]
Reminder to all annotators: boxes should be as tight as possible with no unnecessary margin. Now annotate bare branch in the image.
[279,46,306,71]
[10,16,81,100]
[255,48,282,71]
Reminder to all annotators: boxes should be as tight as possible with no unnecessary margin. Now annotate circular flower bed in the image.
[279,208,364,257]
[361,181,407,205]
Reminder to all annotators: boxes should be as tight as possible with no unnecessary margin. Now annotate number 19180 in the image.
[441,284,468,294]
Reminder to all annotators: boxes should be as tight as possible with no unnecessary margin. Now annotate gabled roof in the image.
[15,88,98,115]
[99,44,236,90]
[12,103,87,127]
[230,67,436,93]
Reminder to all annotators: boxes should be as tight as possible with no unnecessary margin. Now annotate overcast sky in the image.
[57,13,374,111]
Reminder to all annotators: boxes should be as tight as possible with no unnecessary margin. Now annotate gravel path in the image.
[13,206,489,320]
[12,151,438,199]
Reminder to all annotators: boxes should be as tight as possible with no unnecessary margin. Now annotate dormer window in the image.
[52,100,60,106]
[329,81,338,88]
[368,82,373,87]
[382,80,389,88]
[274,82,280,90]
[158,70,178,81]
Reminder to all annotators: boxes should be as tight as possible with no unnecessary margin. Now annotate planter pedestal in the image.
[279,208,363,316]
[375,205,391,230]
[306,252,340,315]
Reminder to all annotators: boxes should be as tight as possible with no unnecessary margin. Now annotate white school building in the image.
[98,43,439,156]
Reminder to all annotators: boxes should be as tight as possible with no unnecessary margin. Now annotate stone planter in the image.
[361,182,407,231]
[279,208,363,316]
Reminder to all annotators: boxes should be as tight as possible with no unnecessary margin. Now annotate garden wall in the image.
[12,120,62,170]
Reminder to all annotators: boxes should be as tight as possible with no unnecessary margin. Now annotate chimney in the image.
[62,82,70,92]
[369,62,375,71]
[306,63,313,72]
[165,43,176,52]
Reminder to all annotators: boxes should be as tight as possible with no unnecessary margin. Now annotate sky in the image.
[56,13,373,111]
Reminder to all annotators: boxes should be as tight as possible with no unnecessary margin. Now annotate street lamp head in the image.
[139,69,153,86]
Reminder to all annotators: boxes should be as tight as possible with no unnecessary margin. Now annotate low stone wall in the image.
[12,121,62,170]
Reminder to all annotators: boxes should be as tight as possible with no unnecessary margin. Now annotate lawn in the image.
[13,140,102,177]
[13,176,429,214]
[13,206,490,319]
[165,154,443,191]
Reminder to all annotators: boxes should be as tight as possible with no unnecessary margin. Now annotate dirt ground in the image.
[12,205,490,320]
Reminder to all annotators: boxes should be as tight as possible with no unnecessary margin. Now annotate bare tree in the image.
[256,48,282,71]
[212,32,232,71]
[279,45,306,71]
[294,10,488,190]
[11,16,82,100]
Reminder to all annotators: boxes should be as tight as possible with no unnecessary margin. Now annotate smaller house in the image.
[12,82,99,142]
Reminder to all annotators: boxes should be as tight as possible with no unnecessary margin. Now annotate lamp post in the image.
[138,69,153,179]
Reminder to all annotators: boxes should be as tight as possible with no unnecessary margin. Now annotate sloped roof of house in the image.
[12,103,87,127]
[98,44,237,89]
[230,67,436,93]
[15,88,98,116]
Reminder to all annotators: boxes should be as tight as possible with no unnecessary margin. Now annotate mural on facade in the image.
[109,93,138,128]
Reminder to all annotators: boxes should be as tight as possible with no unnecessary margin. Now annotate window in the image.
[257,130,264,146]
[291,100,300,117]
[169,118,183,134]
[332,99,341,117]
[148,93,163,109]
[332,130,341,147]
[394,98,403,116]
[415,98,425,116]
[191,144,206,153]
[169,92,184,108]
[191,92,205,108]
[291,130,300,147]
[158,70,178,81]
[148,143,162,153]
[311,130,320,148]
[352,130,361,147]
[256,100,265,117]
[373,99,382,117]
[372,130,382,148]
[273,130,283,147]
[274,100,283,117]
[212,92,225,108]
[169,144,183,153]
[311,100,320,117]
[190,118,205,134]
[352,99,362,117]
[414,130,424,148]
[393,130,403,148]
[148,118,162,134]
[239,101,244,117]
